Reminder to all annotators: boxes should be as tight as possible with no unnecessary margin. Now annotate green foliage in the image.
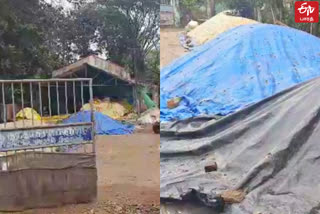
[72,0,160,83]
[224,0,256,18]
[181,0,201,9]
[145,50,160,85]
[0,0,68,79]
[181,0,208,9]
[0,0,160,85]
[215,1,229,14]
[224,0,320,37]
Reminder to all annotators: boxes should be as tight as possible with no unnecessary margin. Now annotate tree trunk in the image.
[256,7,262,22]
[313,23,319,36]
[210,0,215,17]
[207,0,215,18]
[279,8,283,21]
[270,6,276,24]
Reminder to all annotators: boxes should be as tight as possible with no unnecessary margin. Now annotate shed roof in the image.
[52,55,134,84]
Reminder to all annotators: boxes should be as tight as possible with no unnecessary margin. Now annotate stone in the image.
[204,162,218,172]
[221,190,245,203]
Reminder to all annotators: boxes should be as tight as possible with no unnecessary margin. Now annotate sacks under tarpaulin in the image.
[15,108,70,124]
[160,77,320,213]
[137,108,160,124]
[16,108,41,121]
[161,24,320,121]
[81,99,133,120]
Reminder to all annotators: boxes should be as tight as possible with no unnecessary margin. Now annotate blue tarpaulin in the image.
[161,24,320,121]
[63,111,134,135]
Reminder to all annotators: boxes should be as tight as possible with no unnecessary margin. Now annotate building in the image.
[52,55,158,114]
[160,0,181,27]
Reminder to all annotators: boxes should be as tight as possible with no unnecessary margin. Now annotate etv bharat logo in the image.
[298,2,315,16]
[295,1,319,23]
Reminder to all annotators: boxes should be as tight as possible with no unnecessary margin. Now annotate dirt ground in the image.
[160,28,189,68]
[16,132,160,214]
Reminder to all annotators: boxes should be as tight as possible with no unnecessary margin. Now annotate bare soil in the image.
[15,133,160,214]
[160,28,189,68]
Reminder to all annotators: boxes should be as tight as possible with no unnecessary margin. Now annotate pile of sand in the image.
[187,11,258,45]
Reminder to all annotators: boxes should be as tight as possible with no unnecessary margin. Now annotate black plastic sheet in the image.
[161,77,320,213]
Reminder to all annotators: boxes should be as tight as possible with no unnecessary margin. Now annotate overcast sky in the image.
[44,0,74,9]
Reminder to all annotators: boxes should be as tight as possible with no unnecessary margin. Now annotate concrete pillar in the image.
[171,0,181,27]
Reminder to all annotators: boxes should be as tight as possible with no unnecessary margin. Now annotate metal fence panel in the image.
[0,78,95,154]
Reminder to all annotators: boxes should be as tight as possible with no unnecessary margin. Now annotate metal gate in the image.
[0,78,97,211]
[0,78,95,155]
[161,2,174,26]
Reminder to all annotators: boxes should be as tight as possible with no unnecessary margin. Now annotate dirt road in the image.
[20,133,160,214]
[160,28,189,68]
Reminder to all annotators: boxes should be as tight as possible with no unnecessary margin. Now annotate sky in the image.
[44,0,74,9]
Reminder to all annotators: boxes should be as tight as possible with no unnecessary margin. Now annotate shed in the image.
[52,55,140,113]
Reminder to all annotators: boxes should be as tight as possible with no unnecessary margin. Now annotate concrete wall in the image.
[0,152,97,211]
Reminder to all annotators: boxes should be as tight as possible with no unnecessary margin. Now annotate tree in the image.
[0,0,69,79]
[224,0,255,18]
[224,0,320,37]
[72,0,160,83]
[207,0,216,18]
[145,49,160,85]
[0,0,160,86]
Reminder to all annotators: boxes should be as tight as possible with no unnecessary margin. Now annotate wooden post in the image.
[133,85,140,116]
[85,64,88,78]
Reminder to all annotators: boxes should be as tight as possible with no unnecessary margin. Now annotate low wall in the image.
[0,152,97,211]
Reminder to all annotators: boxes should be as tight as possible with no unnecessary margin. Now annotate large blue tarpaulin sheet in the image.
[160,24,320,121]
[63,111,134,135]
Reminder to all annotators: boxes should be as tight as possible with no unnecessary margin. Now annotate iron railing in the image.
[0,78,95,162]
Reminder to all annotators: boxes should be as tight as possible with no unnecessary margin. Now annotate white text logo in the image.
[298,2,315,16]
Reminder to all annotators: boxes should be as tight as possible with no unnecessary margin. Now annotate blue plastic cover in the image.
[160,24,320,121]
[63,111,134,135]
